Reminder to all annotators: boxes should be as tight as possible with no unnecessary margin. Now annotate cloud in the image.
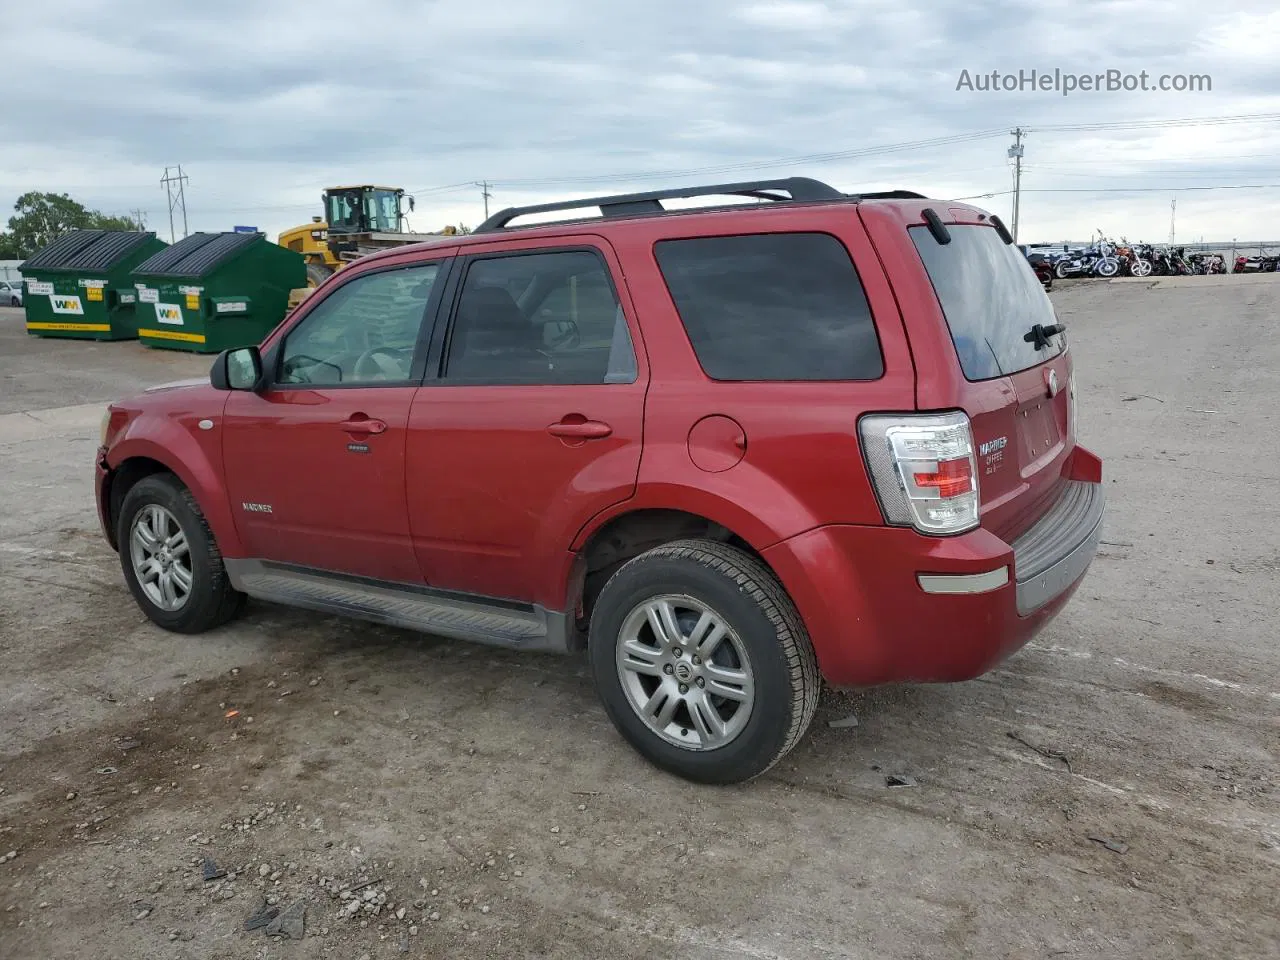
[0,0,1277,243]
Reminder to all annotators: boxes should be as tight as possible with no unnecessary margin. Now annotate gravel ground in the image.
[1,281,1277,960]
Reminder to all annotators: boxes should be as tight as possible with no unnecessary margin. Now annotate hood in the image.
[144,377,208,393]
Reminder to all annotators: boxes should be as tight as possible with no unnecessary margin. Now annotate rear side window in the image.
[910,224,1063,381]
[654,232,884,381]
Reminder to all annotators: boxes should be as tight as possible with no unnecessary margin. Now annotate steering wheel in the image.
[353,347,411,381]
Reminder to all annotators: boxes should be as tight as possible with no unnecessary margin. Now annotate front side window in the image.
[654,232,884,381]
[278,263,439,386]
[444,250,636,385]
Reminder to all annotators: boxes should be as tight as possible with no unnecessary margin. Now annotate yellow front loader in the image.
[279,186,460,309]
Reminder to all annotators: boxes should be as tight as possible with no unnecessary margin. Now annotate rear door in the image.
[405,237,647,609]
[861,204,1072,540]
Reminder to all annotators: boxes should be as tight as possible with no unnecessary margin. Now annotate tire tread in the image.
[602,538,820,781]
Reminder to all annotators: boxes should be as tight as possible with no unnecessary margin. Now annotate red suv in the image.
[96,178,1104,784]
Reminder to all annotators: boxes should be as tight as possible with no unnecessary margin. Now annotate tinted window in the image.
[910,224,1063,381]
[654,233,883,381]
[444,250,636,385]
[278,263,438,385]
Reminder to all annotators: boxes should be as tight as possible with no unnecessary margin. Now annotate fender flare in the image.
[552,481,822,613]
[106,429,245,558]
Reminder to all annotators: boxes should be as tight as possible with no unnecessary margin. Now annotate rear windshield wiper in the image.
[1023,322,1064,351]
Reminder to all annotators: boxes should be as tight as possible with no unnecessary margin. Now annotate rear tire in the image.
[588,539,820,784]
[306,261,334,287]
[1054,260,1071,280]
[117,474,245,633]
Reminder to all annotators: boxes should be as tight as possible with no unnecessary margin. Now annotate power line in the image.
[475,129,1010,189]
[1030,112,1280,134]
[1019,183,1280,193]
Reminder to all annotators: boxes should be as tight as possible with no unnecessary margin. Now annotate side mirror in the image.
[210,346,264,392]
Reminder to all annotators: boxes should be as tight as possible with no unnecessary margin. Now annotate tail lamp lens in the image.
[858,411,980,535]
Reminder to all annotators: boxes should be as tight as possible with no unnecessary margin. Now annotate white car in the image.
[0,280,22,307]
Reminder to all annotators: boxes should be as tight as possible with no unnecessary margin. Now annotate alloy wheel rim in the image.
[128,504,193,612]
[615,594,755,751]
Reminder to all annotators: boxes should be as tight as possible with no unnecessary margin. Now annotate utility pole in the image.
[129,208,147,231]
[1008,128,1026,244]
[1169,196,1176,246]
[160,165,190,242]
[476,181,492,220]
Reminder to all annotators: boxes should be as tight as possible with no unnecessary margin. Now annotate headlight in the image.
[100,407,112,446]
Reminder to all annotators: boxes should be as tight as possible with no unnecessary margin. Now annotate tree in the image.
[0,192,145,260]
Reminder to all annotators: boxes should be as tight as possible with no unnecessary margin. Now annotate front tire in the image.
[117,473,245,633]
[588,539,819,784]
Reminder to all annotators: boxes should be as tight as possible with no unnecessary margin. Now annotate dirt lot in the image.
[1,280,1277,960]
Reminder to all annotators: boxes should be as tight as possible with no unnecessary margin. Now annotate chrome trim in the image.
[223,558,575,653]
[1014,483,1105,616]
[917,567,1009,595]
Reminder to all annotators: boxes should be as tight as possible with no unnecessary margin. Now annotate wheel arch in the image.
[564,505,788,637]
[104,437,244,558]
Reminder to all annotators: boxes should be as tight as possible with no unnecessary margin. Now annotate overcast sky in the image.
[2,0,1279,246]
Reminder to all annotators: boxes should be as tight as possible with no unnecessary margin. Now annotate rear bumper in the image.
[762,479,1104,687]
[1011,479,1105,615]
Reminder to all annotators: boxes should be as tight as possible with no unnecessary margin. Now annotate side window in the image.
[654,232,884,381]
[444,250,636,385]
[278,263,439,386]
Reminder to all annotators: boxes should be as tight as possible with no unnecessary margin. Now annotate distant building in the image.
[0,260,24,284]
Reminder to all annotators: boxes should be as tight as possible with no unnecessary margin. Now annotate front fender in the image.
[106,414,243,558]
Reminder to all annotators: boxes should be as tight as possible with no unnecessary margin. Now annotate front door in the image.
[221,258,449,583]
[407,240,648,609]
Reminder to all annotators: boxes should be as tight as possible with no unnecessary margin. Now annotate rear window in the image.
[910,224,1063,381]
[654,232,884,381]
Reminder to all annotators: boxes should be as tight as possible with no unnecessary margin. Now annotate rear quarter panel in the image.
[594,205,918,547]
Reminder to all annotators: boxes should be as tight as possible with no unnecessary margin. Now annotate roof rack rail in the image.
[850,190,929,200]
[474,176,846,232]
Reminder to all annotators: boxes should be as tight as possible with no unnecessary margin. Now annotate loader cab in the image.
[323,186,413,236]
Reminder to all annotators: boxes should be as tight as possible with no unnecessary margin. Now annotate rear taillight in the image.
[859,411,980,535]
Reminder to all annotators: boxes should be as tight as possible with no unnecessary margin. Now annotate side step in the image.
[223,559,574,653]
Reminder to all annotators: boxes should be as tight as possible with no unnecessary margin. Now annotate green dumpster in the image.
[20,230,168,341]
[129,232,306,353]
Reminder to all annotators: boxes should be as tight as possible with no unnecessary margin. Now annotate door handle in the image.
[340,415,387,435]
[547,419,613,439]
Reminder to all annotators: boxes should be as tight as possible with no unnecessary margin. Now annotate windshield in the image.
[910,223,1064,381]
[368,190,400,232]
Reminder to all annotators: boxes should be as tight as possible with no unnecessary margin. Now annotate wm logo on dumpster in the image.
[50,295,84,315]
[155,303,184,325]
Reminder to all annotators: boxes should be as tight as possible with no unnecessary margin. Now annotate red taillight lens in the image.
[913,458,973,498]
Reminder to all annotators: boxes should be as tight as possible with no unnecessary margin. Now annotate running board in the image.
[223,559,574,654]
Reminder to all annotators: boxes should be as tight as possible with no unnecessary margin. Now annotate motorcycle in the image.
[1052,240,1121,279]
[1116,242,1154,277]
[1233,255,1279,273]
[1019,247,1054,290]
